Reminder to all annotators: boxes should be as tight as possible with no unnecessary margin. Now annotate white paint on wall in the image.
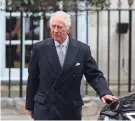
[88,0,135,88]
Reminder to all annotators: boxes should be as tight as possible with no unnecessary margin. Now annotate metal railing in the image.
[1,8,134,97]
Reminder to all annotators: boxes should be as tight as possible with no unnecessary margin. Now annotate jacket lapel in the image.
[44,38,61,76]
[52,37,79,89]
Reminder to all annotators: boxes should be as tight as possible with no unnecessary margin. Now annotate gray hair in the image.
[49,11,71,30]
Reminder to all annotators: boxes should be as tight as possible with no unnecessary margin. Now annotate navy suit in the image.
[25,37,112,120]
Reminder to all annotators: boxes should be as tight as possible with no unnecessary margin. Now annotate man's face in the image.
[50,16,70,43]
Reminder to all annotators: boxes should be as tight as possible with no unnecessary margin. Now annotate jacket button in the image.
[73,74,75,77]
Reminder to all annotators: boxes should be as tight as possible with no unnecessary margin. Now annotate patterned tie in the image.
[58,44,65,67]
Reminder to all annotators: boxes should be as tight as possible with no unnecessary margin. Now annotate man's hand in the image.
[27,110,34,119]
[101,94,119,104]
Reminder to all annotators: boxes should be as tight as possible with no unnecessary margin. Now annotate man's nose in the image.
[54,27,58,32]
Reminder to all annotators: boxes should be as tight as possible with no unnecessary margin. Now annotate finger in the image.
[31,115,34,119]
[27,111,32,116]
[112,96,119,100]
[101,97,106,104]
[31,113,34,119]
[106,95,113,101]
[27,111,30,115]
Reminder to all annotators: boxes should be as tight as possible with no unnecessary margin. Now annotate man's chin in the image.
[54,39,61,43]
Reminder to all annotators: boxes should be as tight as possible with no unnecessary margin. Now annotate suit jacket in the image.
[25,37,112,120]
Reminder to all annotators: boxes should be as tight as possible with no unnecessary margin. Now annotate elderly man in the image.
[25,11,118,120]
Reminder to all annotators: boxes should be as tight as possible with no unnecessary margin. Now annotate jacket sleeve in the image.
[25,44,39,110]
[84,46,113,98]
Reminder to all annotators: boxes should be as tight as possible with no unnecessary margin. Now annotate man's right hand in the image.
[27,110,33,119]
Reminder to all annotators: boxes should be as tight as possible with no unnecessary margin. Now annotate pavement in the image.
[1,107,31,120]
[1,96,103,120]
[1,107,100,120]
[1,84,133,120]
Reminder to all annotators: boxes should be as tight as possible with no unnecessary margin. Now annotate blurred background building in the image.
[1,0,135,120]
[0,0,135,98]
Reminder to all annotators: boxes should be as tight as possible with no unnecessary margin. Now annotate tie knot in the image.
[58,44,64,49]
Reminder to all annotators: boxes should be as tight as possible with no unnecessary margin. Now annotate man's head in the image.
[49,11,71,43]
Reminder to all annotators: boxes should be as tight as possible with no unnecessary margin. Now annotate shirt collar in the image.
[54,35,69,48]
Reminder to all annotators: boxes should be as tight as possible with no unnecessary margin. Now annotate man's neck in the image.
[57,35,68,44]
[54,35,69,48]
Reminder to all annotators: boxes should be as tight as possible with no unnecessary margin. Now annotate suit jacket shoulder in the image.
[33,38,53,49]
[75,39,90,54]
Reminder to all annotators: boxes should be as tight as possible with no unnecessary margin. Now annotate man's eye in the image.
[57,26,62,29]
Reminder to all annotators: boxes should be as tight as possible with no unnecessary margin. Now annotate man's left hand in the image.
[101,95,119,104]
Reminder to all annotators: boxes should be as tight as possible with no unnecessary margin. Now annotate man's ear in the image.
[67,26,72,34]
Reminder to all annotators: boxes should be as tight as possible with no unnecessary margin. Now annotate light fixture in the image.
[128,0,133,6]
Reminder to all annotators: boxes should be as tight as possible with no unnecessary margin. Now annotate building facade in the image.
[0,0,135,91]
